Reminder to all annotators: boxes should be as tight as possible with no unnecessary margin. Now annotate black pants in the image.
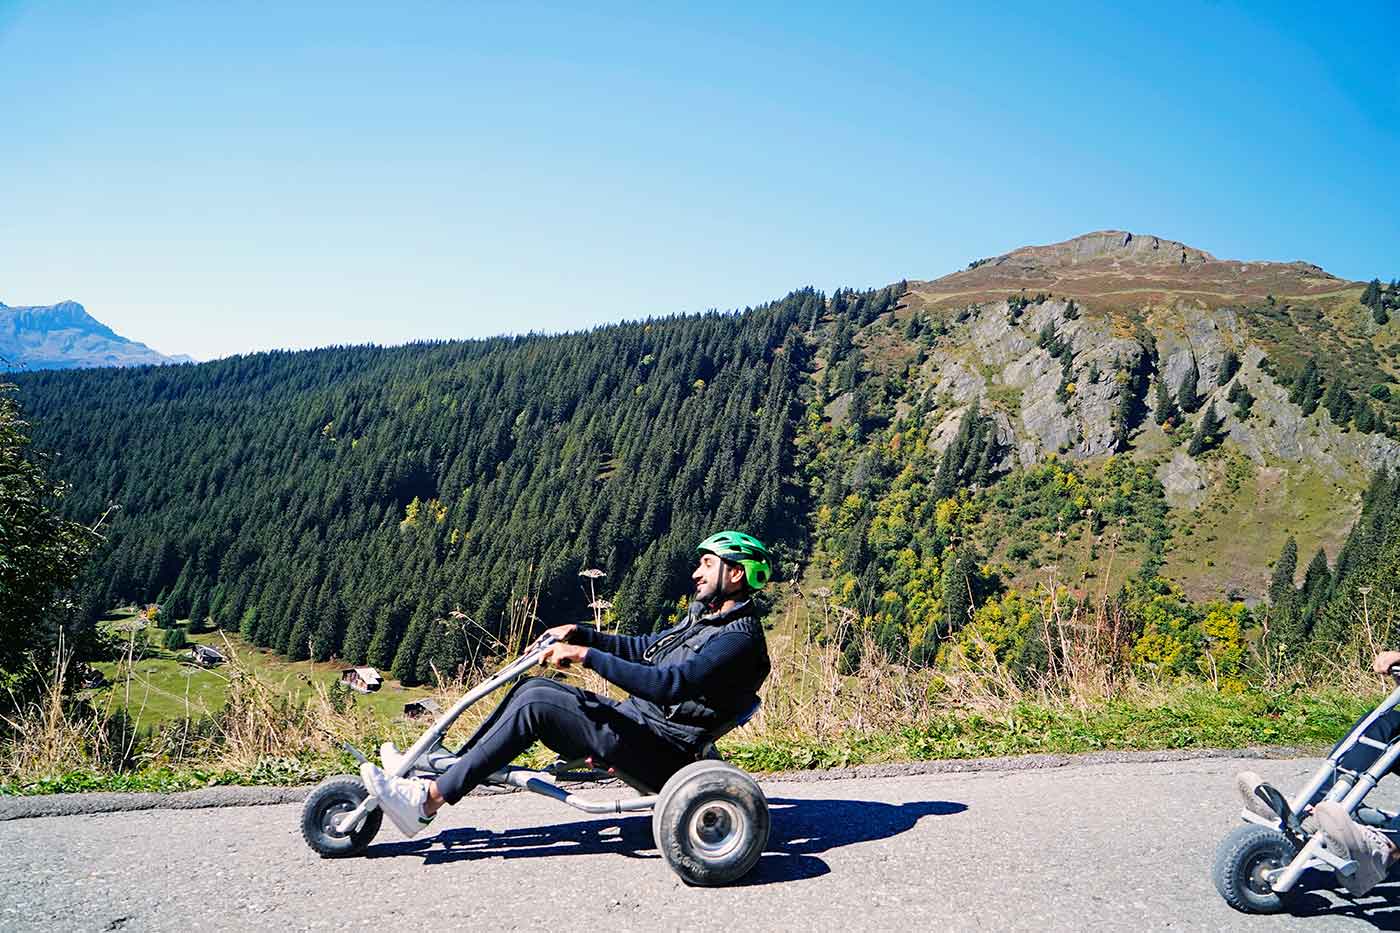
[435,677,693,805]
[1332,707,1400,782]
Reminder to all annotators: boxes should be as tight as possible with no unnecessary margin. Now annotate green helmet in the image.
[697,530,772,591]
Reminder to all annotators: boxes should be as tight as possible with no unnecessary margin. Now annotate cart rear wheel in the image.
[652,759,732,852]
[301,775,382,858]
[654,761,768,886]
[1213,824,1297,914]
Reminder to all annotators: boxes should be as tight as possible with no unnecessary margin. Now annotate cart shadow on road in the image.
[1277,879,1400,930]
[364,796,967,886]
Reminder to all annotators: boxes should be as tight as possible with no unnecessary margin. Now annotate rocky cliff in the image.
[875,232,1394,599]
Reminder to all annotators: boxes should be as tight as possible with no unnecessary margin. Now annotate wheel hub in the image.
[1248,854,1282,895]
[321,799,355,838]
[688,799,744,859]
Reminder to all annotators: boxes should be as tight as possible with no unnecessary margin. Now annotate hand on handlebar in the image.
[543,624,578,643]
[539,643,589,670]
[1373,651,1400,676]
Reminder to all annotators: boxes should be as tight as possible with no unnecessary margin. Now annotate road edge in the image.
[0,744,1314,821]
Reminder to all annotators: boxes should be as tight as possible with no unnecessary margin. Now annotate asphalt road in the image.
[5,754,1400,932]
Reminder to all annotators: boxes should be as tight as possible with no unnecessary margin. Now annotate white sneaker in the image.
[359,762,435,838]
[1314,801,1396,896]
[380,741,407,775]
[1235,771,1276,820]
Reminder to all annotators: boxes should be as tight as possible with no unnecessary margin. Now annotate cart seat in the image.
[554,696,763,791]
[695,696,762,761]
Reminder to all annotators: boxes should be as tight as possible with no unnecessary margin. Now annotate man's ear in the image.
[728,564,746,588]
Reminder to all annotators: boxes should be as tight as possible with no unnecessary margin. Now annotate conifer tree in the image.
[238,606,258,642]
[312,596,345,662]
[0,385,96,687]
[391,608,433,686]
[1154,377,1178,425]
[341,602,375,665]
[942,548,973,635]
[1226,380,1254,418]
[187,587,209,634]
[1363,279,1383,312]
[1217,349,1240,386]
[1300,547,1331,608]
[1188,403,1223,456]
[1292,359,1323,415]
[1269,536,1298,608]
[1177,359,1201,414]
[1322,376,1355,425]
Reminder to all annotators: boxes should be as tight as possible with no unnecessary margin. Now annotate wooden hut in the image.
[340,666,383,693]
[403,698,442,720]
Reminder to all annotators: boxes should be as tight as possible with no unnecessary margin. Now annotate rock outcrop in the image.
[914,288,1398,507]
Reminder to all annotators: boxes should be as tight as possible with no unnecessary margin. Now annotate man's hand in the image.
[1373,651,1400,675]
[539,643,589,669]
[543,624,578,643]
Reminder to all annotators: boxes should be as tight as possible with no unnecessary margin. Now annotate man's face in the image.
[693,553,740,602]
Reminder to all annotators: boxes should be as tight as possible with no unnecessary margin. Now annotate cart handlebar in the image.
[523,632,559,658]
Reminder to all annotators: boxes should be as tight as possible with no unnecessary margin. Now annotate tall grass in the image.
[1,573,1392,792]
[756,570,1139,745]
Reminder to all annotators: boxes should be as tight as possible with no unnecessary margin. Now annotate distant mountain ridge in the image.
[0,300,189,371]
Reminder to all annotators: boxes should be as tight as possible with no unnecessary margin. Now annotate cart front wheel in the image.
[301,775,382,858]
[655,761,768,886]
[1213,824,1297,914]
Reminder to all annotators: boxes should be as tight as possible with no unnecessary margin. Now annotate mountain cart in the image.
[1213,665,1400,912]
[299,634,770,886]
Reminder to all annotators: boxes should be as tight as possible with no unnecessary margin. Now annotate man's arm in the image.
[569,623,673,662]
[582,630,756,705]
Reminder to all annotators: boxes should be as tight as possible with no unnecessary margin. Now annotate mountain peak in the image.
[1,301,184,371]
[1000,230,1217,268]
[910,230,1348,311]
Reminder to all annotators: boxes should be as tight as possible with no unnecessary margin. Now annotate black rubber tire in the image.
[651,759,734,853]
[301,774,383,858]
[654,761,769,886]
[1212,824,1298,914]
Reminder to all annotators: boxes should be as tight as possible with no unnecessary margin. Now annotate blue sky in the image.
[2,2,1396,360]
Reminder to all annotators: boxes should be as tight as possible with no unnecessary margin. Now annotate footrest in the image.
[1255,782,1305,837]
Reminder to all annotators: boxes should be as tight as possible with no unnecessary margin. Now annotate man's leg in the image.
[366,676,691,835]
[365,677,603,834]
[433,677,689,805]
[1332,707,1400,783]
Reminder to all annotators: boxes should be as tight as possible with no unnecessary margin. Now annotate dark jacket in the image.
[576,598,770,751]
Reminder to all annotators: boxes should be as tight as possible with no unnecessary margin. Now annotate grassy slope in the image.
[90,616,435,726]
[1162,452,1361,601]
